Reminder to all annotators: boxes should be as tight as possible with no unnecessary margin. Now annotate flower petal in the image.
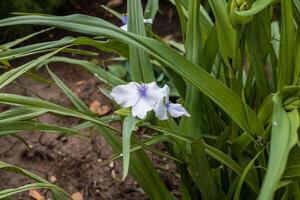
[132,97,153,119]
[168,103,190,118]
[154,99,168,120]
[121,15,128,25]
[120,24,128,31]
[110,82,139,107]
[144,82,170,107]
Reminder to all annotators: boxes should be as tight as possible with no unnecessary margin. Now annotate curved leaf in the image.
[122,116,140,180]
[0,161,69,199]
[0,93,119,132]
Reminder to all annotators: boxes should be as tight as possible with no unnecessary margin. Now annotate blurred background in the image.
[0,0,182,43]
[0,0,118,42]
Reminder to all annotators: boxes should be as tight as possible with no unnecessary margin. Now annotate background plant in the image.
[0,0,300,199]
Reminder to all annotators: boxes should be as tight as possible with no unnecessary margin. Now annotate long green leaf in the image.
[0,161,69,199]
[47,66,91,113]
[208,0,236,66]
[147,124,258,193]
[0,121,80,137]
[0,107,46,123]
[43,56,125,86]
[182,0,203,137]
[0,47,66,89]
[234,148,264,200]
[258,96,299,200]
[1,27,54,49]
[278,0,296,89]
[0,37,74,61]
[0,93,119,132]
[97,126,173,199]
[122,116,140,180]
[204,143,258,193]
[0,183,67,199]
[128,0,155,82]
[232,0,275,24]
[189,139,222,199]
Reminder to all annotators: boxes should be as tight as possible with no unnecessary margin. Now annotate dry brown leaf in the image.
[75,80,87,86]
[49,175,57,183]
[28,190,45,200]
[89,100,111,116]
[71,192,83,200]
[71,80,87,95]
[107,0,123,8]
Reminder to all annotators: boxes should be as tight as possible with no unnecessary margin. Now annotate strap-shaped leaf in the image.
[47,66,91,113]
[0,47,66,89]
[258,95,299,200]
[0,93,119,132]
[122,116,140,180]
[0,161,69,200]
[231,0,275,24]
[43,56,125,86]
[208,0,236,65]
[278,0,296,89]
[97,126,173,200]
[128,0,155,82]
[0,107,46,123]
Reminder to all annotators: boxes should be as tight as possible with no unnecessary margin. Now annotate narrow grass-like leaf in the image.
[204,143,258,193]
[172,0,187,40]
[73,37,129,57]
[278,0,296,89]
[147,124,258,192]
[246,28,271,98]
[258,96,299,200]
[0,93,119,132]
[0,47,66,89]
[128,0,155,82]
[144,0,159,20]
[0,37,74,61]
[0,121,80,136]
[122,116,140,180]
[189,139,222,199]
[97,126,173,199]
[43,56,125,86]
[0,107,46,123]
[232,0,275,24]
[101,5,122,19]
[234,148,265,200]
[145,124,194,143]
[104,135,174,165]
[1,27,54,49]
[208,0,236,66]
[0,161,69,199]
[0,183,67,199]
[182,0,203,137]
[47,66,91,113]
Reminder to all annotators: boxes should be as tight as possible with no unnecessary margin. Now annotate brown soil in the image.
[0,1,181,199]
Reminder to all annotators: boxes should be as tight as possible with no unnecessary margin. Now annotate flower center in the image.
[138,84,147,97]
[166,101,171,108]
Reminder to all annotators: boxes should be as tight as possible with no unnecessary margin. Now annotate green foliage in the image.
[0,0,300,199]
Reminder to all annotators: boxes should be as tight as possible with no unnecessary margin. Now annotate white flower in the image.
[154,87,190,120]
[110,82,169,119]
[120,15,153,32]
